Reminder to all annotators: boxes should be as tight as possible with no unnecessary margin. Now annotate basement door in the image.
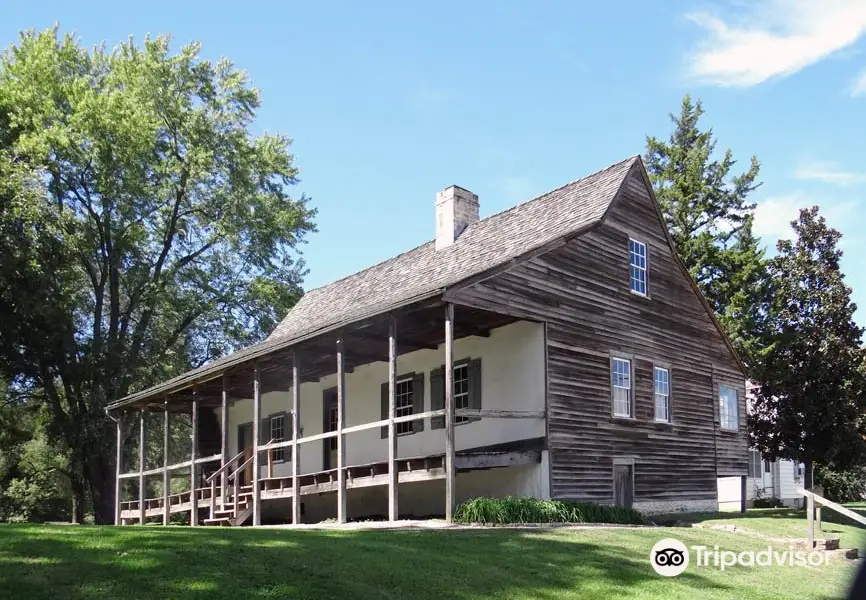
[322,387,338,471]
[614,464,634,509]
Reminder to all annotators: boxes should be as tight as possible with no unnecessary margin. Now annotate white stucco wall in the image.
[225,320,546,480]
[274,451,551,523]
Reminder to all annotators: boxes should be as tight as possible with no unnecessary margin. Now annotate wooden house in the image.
[107,156,748,526]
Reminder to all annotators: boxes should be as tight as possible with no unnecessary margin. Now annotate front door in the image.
[237,422,253,487]
[614,464,634,509]
[322,388,338,470]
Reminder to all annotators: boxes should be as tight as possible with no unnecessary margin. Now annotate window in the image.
[454,363,470,424]
[719,386,739,431]
[629,239,648,295]
[395,377,414,435]
[654,367,670,422]
[269,414,285,462]
[612,358,632,418]
[764,460,772,474]
[748,450,762,478]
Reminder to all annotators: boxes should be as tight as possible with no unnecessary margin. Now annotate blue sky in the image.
[3,0,865,326]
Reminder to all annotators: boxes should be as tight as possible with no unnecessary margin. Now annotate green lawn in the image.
[656,507,866,551]
[0,524,859,599]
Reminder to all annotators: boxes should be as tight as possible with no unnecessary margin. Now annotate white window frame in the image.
[269,414,285,462]
[395,376,415,436]
[719,386,739,431]
[453,363,470,425]
[629,238,648,296]
[611,357,632,418]
[653,366,671,423]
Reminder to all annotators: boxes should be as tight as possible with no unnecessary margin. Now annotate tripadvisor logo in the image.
[650,538,832,576]
[650,538,689,576]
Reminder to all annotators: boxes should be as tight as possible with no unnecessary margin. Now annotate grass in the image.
[655,507,866,551]
[455,497,645,525]
[0,523,859,599]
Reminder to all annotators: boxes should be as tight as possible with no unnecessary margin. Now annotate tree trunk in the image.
[87,450,116,524]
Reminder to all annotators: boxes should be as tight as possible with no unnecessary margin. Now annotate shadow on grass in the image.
[0,524,733,600]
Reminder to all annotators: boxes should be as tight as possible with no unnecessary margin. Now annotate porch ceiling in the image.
[120,300,521,413]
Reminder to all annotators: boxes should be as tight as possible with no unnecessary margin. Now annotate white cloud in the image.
[851,68,866,96]
[795,161,866,186]
[686,0,866,87]
[753,193,861,240]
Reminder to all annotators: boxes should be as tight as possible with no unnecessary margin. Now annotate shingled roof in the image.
[269,155,639,342]
[108,155,638,409]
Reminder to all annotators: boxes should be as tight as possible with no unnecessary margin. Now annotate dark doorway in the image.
[614,463,634,509]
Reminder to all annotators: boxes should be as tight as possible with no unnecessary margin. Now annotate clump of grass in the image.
[454,497,645,525]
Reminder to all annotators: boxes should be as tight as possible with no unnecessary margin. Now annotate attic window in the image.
[629,239,648,296]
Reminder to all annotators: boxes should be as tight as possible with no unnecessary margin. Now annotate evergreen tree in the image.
[645,96,769,370]
[749,207,866,485]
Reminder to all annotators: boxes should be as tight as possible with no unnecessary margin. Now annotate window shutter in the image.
[260,418,269,444]
[412,372,425,433]
[468,358,482,423]
[322,390,330,470]
[430,366,445,429]
[380,382,389,439]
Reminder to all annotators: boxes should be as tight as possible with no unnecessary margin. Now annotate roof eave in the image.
[106,288,446,412]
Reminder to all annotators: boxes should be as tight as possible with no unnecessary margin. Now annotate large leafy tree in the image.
[0,29,315,522]
[749,207,866,486]
[645,96,769,369]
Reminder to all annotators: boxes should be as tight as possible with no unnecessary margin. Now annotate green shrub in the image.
[753,497,784,508]
[816,465,866,503]
[454,496,645,525]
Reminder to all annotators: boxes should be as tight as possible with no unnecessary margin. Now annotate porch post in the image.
[139,411,146,525]
[388,318,398,521]
[336,339,347,523]
[163,400,170,526]
[115,412,123,526]
[252,365,262,526]
[220,376,229,505]
[444,303,456,523]
[291,353,301,524]
[190,390,199,526]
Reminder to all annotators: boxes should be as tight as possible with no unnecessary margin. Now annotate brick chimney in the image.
[435,185,479,250]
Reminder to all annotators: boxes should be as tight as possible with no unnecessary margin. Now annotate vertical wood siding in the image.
[449,169,747,504]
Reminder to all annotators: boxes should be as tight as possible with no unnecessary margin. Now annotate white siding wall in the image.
[225,320,546,480]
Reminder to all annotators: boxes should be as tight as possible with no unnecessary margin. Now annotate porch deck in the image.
[119,448,540,525]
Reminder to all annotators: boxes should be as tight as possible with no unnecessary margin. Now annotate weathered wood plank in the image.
[447,168,747,505]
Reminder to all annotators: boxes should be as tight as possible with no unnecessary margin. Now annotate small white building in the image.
[746,450,804,508]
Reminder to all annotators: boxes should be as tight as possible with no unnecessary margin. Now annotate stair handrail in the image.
[206,449,245,484]
[797,486,866,548]
[226,438,275,484]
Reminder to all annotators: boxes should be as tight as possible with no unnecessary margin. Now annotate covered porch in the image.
[110,299,548,526]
